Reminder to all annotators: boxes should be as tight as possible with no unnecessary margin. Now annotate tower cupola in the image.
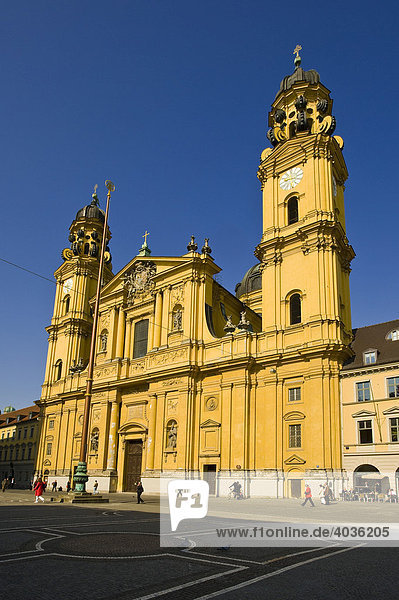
[75,194,105,223]
[62,191,112,267]
[266,46,338,149]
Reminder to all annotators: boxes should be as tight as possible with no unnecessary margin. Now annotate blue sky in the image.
[1,1,398,409]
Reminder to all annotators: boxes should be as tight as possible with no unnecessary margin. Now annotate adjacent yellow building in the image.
[36,53,355,497]
[0,405,40,488]
[341,320,399,493]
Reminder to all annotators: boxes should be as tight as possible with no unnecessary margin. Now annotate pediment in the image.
[351,409,376,418]
[200,419,221,429]
[383,406,399,415]
[43,459,51,466]
[263,136,316,174]
[284,454,306,465]
[283,411,306,421]
[99,255,195,299]
[118,421,147,434]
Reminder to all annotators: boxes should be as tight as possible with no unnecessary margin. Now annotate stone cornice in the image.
[257,134,347,186]
[341,362,399,378]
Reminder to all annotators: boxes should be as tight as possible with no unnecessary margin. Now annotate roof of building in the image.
[342,319,399,371]
[0,405,39,427]
[235,263,262,298]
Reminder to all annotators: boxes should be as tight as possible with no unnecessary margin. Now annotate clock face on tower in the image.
[279,167,303,191]
[63,278,73,295]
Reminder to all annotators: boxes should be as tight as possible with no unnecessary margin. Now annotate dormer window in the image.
[387,330,399,341]
[17,415,21,422]
[363,350,377,365]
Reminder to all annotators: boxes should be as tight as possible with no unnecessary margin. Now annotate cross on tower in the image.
[143,230,150,245]
[293,44,302,58]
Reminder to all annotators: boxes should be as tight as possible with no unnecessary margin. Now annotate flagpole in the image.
[73,180,115,493]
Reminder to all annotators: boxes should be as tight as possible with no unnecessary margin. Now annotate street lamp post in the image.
[73,180,115,494]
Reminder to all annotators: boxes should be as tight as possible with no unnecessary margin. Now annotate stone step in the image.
[71,494,109,504]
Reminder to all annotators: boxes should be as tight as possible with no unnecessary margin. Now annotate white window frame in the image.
[288,423,302,448]
[386,376,399,399]
[288,387,301,402]
[355,380,371,402]
[357,419,374,445]
[363,350,377,365]
[389,417,399,443]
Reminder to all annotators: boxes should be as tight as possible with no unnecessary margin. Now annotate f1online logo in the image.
[168,480,209,531]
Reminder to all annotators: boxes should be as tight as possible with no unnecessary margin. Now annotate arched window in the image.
[289,294,301,325]
[64,295,70,315]
[55,360,62,381]
[287,197,299,225]
[133,319,149,359]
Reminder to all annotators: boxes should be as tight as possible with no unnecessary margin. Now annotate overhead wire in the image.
[0,255,251,360]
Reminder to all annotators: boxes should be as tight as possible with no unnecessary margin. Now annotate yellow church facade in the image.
[36,54,355,498]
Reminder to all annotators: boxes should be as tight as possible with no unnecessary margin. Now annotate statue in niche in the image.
[100,332,108,352]
[167,422,177,449]
[173,309,182,331]
[90,430,99,453]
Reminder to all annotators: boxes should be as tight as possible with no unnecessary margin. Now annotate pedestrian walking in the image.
[1,478,8,492]
[323,483,330,505]
[319,484,326,504]
[66,480,71,494]
[51,480,57,492]
[33,477,46,503]
[301,484,315,507]
[136,481,144,504]
[93,480,99,494]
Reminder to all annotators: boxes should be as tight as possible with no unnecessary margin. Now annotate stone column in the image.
[160,287,170,347]
[115,308,126,359]
[152,291,163,349]
[146,394,157,470]
[124,317,132,359]
[106,401,120,470]
[109,306,118,358]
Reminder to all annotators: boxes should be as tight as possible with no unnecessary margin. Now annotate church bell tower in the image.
[255,48,355,482]
[42,191,114,398]
[256,47,354,347]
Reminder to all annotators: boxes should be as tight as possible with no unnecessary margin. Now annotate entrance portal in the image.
[290,479,302,498]
[203,464,217,495]
[124,440,143,492]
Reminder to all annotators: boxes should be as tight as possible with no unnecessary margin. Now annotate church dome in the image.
[235,263,262,298]
[276,65,320,99]
[75,195,105,223]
